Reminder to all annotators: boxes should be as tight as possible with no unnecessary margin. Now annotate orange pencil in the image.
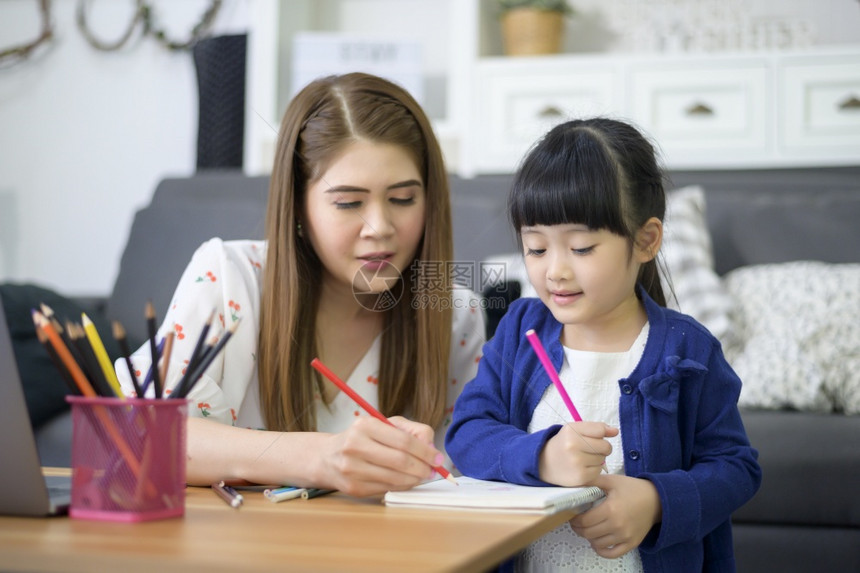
[33,311,152,493]
[33,311,97,397]
[310,358,458,485]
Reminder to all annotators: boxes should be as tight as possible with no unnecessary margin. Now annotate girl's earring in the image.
[296,222,304,238]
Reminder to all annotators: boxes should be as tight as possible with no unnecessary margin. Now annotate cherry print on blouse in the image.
[366,375,379,385]
[197,402,211,417]
[196,271,217,283]
[228,300,241,322]
[248,256,262,271]
[230,409,237,426]
[174,323,186,340]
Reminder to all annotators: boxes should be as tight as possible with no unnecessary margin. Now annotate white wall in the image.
[1,0,858,296]
[0,0,250,296]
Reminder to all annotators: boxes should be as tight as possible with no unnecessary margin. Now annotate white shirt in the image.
[518,324,649,573]
[116,238,486,459]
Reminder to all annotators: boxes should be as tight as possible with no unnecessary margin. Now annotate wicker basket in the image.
[501,8,564,56]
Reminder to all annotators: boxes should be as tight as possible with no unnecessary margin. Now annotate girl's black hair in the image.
[508,117,667,306]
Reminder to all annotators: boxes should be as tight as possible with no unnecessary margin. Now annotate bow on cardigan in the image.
[637,356,708,414]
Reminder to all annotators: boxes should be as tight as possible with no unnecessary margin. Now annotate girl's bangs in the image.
[509,133,626,234]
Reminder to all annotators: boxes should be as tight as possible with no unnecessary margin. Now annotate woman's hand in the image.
[569,474,662,559]
[539,422,618,486]
[317,415,443,497]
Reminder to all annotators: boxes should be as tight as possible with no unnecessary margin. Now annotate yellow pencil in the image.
[82,313,125,398]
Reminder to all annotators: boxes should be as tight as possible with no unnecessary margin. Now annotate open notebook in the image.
[384,476,604,515]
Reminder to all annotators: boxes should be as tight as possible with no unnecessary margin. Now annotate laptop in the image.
[0,294,71,516]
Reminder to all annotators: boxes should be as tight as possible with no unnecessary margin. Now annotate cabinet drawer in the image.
[474,64,619,172]
[629,64,769,163]
[781,59,860,154]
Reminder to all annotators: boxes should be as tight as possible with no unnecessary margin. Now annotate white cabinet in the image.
[628,59,770,165]
[246,1,860,176]
[467,49,860,174]
[780,53,860,155]
[473,57,621,172]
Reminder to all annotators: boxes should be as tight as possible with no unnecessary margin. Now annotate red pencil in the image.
[310,358,458,485]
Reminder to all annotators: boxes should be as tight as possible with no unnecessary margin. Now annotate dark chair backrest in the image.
[106,170,269,346]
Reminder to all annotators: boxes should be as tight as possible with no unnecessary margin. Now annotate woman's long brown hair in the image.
[258,73,453,432]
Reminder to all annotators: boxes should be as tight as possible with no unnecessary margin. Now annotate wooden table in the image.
[0,471,575,572]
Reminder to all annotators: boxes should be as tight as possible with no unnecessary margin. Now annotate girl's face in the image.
[521,223,649,350]
[303,140,426,299]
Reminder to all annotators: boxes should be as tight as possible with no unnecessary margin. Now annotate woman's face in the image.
[302,140,426,300]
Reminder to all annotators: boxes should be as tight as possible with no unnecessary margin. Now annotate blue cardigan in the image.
[446,292,762,573]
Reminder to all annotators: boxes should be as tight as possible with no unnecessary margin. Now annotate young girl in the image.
[446,118,761,572]
[116,73,485,496]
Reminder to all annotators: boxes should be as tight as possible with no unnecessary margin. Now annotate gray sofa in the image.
[29,166,860,571]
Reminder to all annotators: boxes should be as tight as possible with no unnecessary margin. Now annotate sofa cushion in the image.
[724,261,860,414]
[734,409,860,528]
[661,185,735,346]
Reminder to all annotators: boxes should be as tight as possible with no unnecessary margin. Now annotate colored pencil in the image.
[525,329,582,422]
[171,319,241,399]
[34,321,80,395]
[301,488,336,500]
[264,486,307,502]
[67,321,114,397]
[187,309,216,373]
[42,306,90,385]
[525,329,607,474]
[33,312,97,398]
[145,301,163,398]
[159,329,175,386]
[112,320,144,398]
[310,357,458,485]
[140,337,165,397]
[82,313,125,398]
[212,481,244,508]
[33,311,154,492]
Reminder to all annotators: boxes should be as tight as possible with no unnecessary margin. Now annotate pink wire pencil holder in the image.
[66,396,188,522]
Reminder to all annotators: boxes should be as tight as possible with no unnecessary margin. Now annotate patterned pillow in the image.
[723,261,860,414]
[660,186,735,346]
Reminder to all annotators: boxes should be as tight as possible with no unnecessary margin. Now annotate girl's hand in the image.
[569,474,663,559]
[539,422,618,486]
[318,415,443,497]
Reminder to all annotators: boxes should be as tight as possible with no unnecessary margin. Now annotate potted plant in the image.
[497,0,573,56]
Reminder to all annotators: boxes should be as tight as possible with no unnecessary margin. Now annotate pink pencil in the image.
[310,358,458,485]
[525,329,582,422]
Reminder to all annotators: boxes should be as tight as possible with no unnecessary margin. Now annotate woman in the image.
[117,73,485,496]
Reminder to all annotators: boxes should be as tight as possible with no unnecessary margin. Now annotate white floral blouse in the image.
[115,238,486,458]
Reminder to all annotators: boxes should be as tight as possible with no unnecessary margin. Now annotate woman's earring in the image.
[296,222,303,237]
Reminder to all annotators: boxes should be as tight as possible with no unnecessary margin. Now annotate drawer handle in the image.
[685,102,714,116]
[538,105,563,118]
[838,95,860,111]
